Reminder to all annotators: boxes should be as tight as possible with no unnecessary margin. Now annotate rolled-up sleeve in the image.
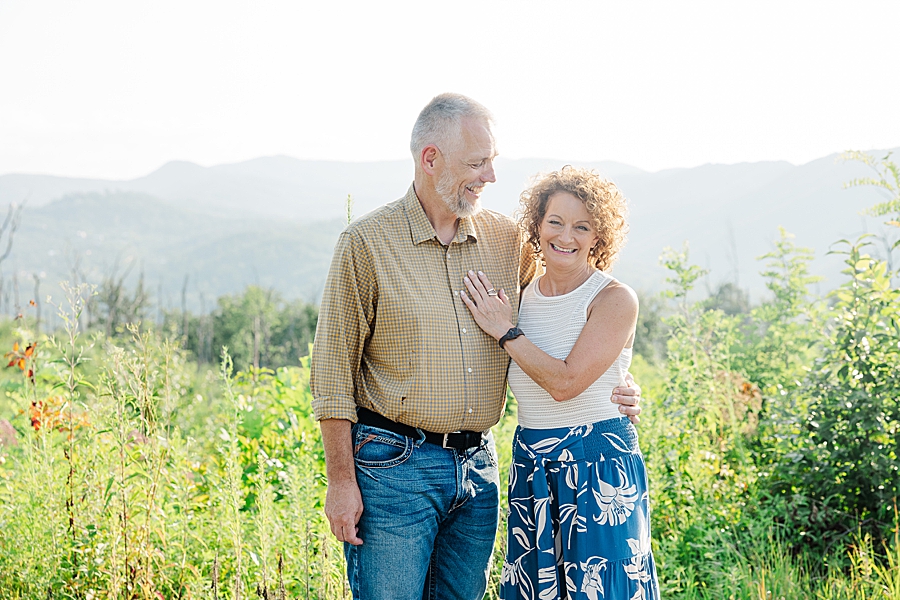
[310,229,377,422]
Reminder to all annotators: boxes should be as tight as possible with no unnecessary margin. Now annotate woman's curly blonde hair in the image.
[518,165,629,271]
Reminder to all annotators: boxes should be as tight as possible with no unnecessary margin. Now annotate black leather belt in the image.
[356,407,484,451]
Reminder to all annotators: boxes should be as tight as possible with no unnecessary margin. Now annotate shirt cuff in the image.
[311,395,359,422]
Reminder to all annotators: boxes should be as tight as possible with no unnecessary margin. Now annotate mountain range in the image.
[0,151,895,322]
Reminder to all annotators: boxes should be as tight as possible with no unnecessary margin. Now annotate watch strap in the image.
[498,327,524,349]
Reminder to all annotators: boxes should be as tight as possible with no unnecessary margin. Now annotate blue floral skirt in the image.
[500,417,660,600]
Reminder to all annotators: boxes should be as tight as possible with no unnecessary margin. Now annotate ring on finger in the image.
[487,288,498,296]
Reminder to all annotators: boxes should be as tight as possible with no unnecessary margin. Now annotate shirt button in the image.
[462,328,467,333]
[468,408,473,414]
[467,367,473,373]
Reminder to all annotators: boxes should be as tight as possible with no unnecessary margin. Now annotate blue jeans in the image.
[345,422,500,600]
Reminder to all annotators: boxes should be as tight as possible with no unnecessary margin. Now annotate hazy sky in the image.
[1,0,898,179]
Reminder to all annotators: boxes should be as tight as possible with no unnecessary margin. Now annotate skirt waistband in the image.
[515,417,639,463]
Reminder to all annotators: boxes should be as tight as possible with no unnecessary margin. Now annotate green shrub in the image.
[773,238,900,550]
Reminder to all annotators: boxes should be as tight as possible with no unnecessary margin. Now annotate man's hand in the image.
[320,419,364,546]
[612,372,642,424]
[325,478,364,546]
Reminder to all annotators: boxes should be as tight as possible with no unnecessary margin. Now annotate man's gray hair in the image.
[410,93,494,160]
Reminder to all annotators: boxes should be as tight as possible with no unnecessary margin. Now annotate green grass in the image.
[0,304,898,598]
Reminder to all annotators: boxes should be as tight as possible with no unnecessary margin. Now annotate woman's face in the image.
[538,192,600,270]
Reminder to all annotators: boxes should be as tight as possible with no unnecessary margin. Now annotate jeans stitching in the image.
[345,437,499,599]
[354,436,414,469]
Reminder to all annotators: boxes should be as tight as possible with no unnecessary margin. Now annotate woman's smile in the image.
[549,242,576,254]
[539,192,600,265]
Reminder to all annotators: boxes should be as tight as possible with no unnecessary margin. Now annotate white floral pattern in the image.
[580,556,608,599]
[500,420,659,600]
[593,461,639,526]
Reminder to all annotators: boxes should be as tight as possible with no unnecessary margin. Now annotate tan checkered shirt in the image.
[311,184,535,433]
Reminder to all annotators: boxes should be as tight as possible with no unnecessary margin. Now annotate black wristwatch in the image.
[498,327,524,349]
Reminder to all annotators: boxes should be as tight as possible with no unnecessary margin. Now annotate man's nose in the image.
[481,162,496,184]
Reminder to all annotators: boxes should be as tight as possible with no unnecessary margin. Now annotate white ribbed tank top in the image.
[509,270,632,429]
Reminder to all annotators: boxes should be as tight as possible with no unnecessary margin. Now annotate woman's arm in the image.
[461,270,638,402]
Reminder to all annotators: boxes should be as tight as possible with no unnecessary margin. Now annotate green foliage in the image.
[660,242,709,307]
[702,282,751,316]
[166,285,318,371]
[0,291,339,599]
[1,190,899,598]
[742,228,823,397]
[843,150,900,229]
[655,525,900,600]
[648,245,761,595]
[88,267,152,337]
[775,238,900,548]
[648,226,900,597]
[633,291,669,365]
[733,229,823,476]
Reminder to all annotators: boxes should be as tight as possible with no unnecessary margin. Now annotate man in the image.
[310,93,641,600]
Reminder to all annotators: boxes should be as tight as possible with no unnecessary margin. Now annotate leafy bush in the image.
[645,227,900,596]
[773,238,900,549]
[164,285,318,371]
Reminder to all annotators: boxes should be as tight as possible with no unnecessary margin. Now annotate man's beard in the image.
[436,169,482,218]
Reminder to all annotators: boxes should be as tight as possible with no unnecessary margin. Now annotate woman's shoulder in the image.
[587,275,638,316]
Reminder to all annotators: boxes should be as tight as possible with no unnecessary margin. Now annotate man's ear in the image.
[420,145,440,176]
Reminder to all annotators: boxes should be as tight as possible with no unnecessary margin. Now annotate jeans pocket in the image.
[353,424,414,469]
[479,431,499,469]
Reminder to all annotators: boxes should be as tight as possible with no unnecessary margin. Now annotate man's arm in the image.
[518,239,538,290]
[311,230,377,544]
[320,419,364,545]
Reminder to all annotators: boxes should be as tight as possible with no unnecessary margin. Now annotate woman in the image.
[460,166,659,600]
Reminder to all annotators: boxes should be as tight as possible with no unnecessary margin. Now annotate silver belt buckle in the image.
[442,433,452,448]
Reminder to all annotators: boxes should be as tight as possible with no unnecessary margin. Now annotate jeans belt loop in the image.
[412,427,427,446]
[442,433,451,449]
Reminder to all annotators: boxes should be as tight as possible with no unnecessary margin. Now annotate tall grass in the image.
[0,289,340,599]
[0,279,898,599]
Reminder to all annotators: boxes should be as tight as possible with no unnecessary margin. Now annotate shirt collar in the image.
[404,183,478,245]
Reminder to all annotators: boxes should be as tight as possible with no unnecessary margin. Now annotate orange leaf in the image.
[6,359,16,368]
[24,345,34,357]
[17,358,25,371]
[12,342,18,352]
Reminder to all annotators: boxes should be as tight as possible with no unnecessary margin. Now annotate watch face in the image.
[500,327,523,348]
